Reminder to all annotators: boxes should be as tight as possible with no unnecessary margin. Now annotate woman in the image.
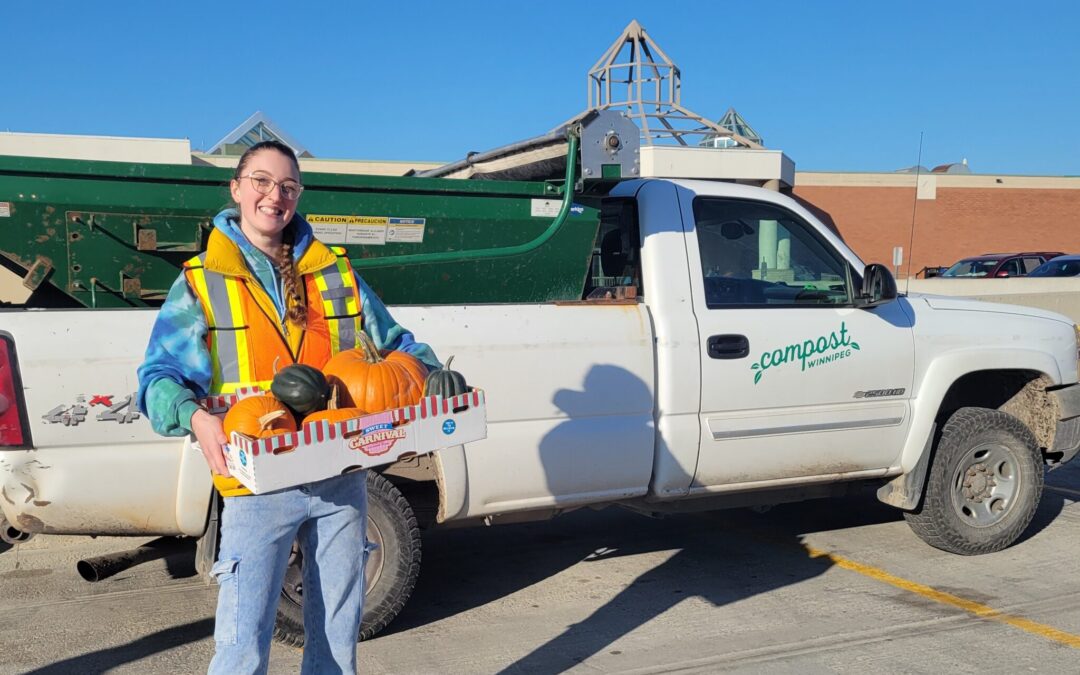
[137,140,438,674]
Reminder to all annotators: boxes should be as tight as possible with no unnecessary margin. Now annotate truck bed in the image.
[0,301,656,535]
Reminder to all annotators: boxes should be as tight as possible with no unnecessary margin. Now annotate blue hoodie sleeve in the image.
[354,273,441,371]
[136,274,214,436]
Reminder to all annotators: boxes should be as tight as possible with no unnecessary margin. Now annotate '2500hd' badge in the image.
[348,422,407,456]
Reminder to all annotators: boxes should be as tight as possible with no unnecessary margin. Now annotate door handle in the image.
[708,334,749,359]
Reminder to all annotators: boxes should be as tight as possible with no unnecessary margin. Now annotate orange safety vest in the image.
[183,229,365,496]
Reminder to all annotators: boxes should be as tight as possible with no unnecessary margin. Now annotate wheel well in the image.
[378,456,440,529]
[936,370,1060,454]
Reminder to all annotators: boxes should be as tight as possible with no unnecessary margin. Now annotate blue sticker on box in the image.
[238,449,248,467]
[442,420,456,435]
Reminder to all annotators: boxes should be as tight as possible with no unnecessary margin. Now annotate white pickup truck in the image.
[2,178,1079,642]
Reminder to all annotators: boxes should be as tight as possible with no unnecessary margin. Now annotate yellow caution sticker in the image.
[306,215,426,246]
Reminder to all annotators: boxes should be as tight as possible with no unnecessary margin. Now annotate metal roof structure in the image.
[700,107,763,148]
[563,20,762,149]
[206,111,312,157]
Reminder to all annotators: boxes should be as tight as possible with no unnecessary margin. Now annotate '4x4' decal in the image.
[42,394,140,426]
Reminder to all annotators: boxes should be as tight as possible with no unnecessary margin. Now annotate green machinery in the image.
[0,111,639,308]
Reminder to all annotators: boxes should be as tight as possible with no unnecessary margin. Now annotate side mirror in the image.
[857,263,898,308]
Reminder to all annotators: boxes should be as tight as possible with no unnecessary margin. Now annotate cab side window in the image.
[583,198,642,300]
[692,198,851,308]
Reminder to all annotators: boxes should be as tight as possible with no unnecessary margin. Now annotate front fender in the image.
[897,347,1063,473]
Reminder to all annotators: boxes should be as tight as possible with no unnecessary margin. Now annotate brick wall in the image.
[792,185,1080,276]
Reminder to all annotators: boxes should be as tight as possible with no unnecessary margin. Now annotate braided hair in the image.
[275,232,307,329]
[234,141,308,330]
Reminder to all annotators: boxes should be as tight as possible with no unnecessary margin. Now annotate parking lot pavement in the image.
[3,462,1079,674]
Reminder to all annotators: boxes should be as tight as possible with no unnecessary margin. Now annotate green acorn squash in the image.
[422,356,469,398]
[271,364,330,416]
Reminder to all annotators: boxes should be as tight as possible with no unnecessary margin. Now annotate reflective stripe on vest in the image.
[184,250,363,394]
[315,251,362,354]
[185,262,256,393]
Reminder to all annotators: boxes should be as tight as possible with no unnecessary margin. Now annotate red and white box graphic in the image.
[201,388,487,495]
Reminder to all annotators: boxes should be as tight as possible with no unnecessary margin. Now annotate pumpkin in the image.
[422,356,468,398]
[323,332,427,412]
[271,364,330,416]
[303,385,367,425]
[223,394,297,438]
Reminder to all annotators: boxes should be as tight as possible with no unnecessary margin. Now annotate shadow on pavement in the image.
[1020,460,1080,546]
[22,617,213,675]
[494,509,836,674]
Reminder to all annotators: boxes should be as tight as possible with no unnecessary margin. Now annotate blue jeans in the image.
[208,471,369,675]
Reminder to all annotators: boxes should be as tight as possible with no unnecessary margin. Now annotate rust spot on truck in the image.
[715,461,871,486]
[16,514,47,533]
[1,486,13,506]
[32,500,51,507]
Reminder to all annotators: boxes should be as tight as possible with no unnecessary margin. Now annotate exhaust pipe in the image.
[0,517,33,545]
[77,536,185,582]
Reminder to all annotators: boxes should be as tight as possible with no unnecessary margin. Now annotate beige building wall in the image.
[0,131,444,177]
[0,131,192,164]
[192,153,444,177]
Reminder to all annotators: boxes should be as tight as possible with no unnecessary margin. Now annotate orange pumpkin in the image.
[323,332,427,412]
[223,394,297,438]
[305,407,367,425]
[303,385,367,425]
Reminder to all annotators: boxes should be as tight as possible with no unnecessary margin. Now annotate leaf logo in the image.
[748,322,859,384]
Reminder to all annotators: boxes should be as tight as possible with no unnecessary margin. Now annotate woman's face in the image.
[230,149,301,242]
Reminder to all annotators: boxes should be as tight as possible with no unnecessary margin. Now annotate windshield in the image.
[1029,259,1080,277]
[941,259,996,278]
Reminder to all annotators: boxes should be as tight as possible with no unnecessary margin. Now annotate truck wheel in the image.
[273,471,422,646]
[904,407,1043,555]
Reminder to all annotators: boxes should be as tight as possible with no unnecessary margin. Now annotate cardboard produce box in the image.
[201,388,487,494]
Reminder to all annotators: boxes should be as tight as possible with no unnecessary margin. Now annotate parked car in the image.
[1028,254,1080,278]
[940,251,1066,278]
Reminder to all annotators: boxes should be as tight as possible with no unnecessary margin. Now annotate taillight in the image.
[0,335,29,447]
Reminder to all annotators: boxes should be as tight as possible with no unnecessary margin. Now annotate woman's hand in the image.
[190,408,231,477]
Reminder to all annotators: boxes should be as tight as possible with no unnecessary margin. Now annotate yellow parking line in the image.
[805,546,1080,649]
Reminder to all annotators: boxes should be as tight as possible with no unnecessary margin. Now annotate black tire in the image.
[273,471,422,646]
[904,407,1044,555]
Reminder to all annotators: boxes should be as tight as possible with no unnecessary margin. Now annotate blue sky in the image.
[3,1,1078,174]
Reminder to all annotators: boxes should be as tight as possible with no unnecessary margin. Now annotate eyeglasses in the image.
[238,174,305,201]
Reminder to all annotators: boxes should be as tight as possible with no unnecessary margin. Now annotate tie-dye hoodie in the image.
[137,209,440,436]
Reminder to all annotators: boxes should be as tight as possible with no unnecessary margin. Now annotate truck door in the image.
[680,189,916,489]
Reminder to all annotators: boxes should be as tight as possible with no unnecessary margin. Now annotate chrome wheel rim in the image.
[950,442,1021,528]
